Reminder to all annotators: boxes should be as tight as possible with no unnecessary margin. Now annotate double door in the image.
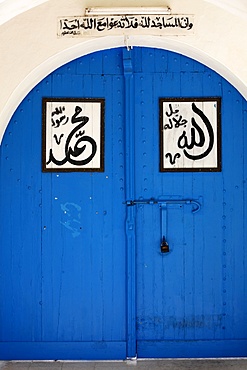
[0,47,247,360]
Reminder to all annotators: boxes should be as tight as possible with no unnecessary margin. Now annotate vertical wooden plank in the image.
[0,109,16,341]
[123,48,137,359]
[154,48,168,73]
[242,102,247,338]
[135,70,157,340]
[103,74,126,340]
[103,48,123,75]
[92,72,126,341]
[160,52,185,341]
[132,46,142,73]
[199,70,223,340]
[167,50,182,73]
[76,52,92,75]
[179,70,202,341]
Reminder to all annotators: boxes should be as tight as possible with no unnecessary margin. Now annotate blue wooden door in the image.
[132,48,247,357]
[0,47,247,360]
[0,49,127,360]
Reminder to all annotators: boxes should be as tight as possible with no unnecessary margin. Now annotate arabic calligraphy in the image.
[164,103,188,129]
[46,120,97,166]
[58,15,194,37]
[160,98,221,171]
[177,102,214,161]
[165,152,181,165]
[43,99,104,172]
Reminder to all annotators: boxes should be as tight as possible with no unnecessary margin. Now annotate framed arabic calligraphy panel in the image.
[159,97,221,172]
[42,98,105,172]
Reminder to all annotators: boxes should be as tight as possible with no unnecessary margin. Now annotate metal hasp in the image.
[125,198,201,253]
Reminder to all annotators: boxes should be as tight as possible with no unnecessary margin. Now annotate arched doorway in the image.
[0,47,246,360]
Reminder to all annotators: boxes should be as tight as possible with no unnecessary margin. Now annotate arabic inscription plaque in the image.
[42,98,105,172]
[160,98,221,172]
[58,15,194,37]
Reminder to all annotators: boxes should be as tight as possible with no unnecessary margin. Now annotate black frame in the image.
[159,97,222,172]
[42,97,105,172]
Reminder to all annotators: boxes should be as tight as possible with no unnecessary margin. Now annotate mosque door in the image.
[0,47,246,360]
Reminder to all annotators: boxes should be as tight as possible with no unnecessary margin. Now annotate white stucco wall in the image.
[0,0,246,142]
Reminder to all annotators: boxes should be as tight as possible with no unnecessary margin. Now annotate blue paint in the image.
[0,47,247,360]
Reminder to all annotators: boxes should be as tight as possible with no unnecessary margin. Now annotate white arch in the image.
[0,0,48,25]
[0,35,246,143]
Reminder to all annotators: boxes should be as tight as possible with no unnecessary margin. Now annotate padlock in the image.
[161,236,169,253]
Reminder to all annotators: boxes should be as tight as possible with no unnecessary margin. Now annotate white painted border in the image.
[0,35,246,143]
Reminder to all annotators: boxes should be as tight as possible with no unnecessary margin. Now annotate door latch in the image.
[125,198,201,213]
[124,197,202,254]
